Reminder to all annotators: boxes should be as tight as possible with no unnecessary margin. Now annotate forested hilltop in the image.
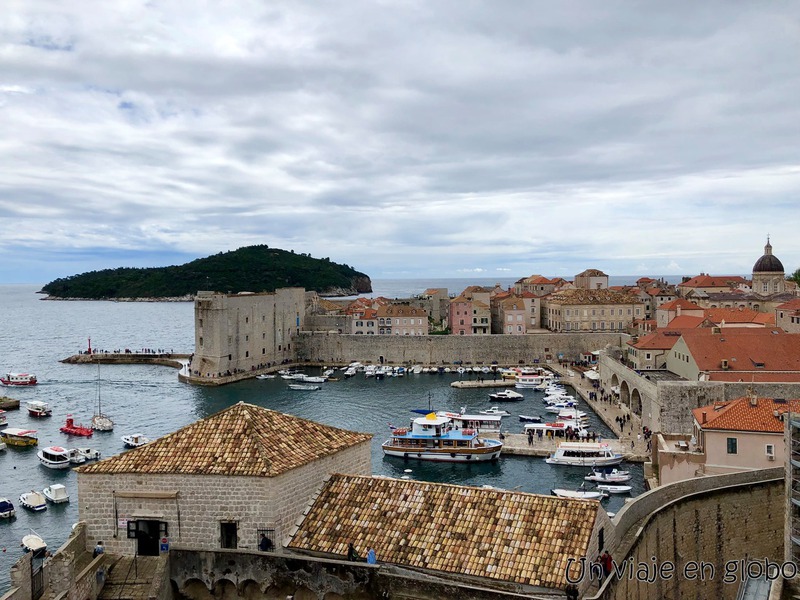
[39,245,372,300]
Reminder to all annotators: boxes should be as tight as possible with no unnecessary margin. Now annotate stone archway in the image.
[630,388,642,417]
[619,380,631,410]
[178,578,213,600]
[212,578,239,600]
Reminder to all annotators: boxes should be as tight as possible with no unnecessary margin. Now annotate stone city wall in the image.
[76,442,371,555]
[295,332,628,366]
[588,468,785,600]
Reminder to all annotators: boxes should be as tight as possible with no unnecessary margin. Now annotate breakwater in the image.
[60,352,190,369]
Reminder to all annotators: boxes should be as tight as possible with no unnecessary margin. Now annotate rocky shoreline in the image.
[39,295,195,302]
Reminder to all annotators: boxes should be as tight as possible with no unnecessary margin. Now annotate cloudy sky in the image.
[2,1,799,284]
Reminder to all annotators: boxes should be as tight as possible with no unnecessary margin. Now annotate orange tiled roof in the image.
[666,315,705,329]
[629,331,683,350]
[678,275,748,289]
[693,396,800,432]
[288,474,599,589]
[708,372,800,382]
[705,307,765,324]
[659,299,701,311]
[681,329,800,372]
[376,304,428,318]
[777,299,800,311]
[77,403,372,477]
[546,288,638,306]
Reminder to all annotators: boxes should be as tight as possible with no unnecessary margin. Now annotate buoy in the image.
[403,469,412,473]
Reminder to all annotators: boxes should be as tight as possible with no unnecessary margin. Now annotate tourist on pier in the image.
[366,547,376,565]
[93,541,105,558]
[527,430,533,445]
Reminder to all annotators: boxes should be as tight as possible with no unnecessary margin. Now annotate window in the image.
[646,353,651,360]
[726,438,738,454]
[766,444,775,457]
[199,337,203,347]
[257,528,276,552]
[220,521,238,549]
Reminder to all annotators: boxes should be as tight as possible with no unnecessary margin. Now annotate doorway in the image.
[128,520,166,556]
[220,521,238,549]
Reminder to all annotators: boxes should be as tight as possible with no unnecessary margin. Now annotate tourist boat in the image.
[0,409,7,428]
[524,422,588,437]
[26,401,52,418]
[551,487,608,500]
[60,415,93,437]
[596,484,632,494]
[38,446,73,469]
[382,413,503,462]
[435,409,503,433]
[0,428,38,446]
[91,367,114,431]
[515,374,545,389]
[76,447,102,460]
[42,484,70,504]
[21,530,47,555]
[0,497,15,519]
[19,491,47,511]
[518,414,543,423]
[488,389,524,401]
[122,433,150,448]
[585,468,632,483]
[1,372,37,386]
[288,383,321,391]
[478,406,510,416]
[545,442,624,467]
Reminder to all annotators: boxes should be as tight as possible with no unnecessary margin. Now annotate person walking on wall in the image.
[347,542,360,562]
[367,547,376,565]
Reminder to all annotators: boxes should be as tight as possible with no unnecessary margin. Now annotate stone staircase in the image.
[99,555,168,600]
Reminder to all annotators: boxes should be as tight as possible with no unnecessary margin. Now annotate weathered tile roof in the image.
[693,396,800,432]
[777,299,800,311]
[658,299,701,311]
[665,315,705,329]
[629,331,683,350]
[681,329,800,372]
[289,474,599,589]
[546,288,638,306]
[678,275,748,289]
[77,403,372,477]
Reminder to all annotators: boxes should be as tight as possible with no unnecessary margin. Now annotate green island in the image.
[39,245,372,299]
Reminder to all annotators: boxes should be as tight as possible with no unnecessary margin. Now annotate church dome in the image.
[752,238,784,273]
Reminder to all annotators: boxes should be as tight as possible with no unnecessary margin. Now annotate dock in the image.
[0,396,20,410]
[485,432,644,462]
[61,352,190,369]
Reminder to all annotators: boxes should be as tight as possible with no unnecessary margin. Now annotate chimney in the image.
[701,411,707,424]
[750,396,758,407]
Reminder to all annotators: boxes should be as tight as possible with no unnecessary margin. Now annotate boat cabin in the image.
[1,428,38,446]
[437,411,502,433]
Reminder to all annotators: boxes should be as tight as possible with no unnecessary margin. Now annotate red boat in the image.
[60,415,93,437]
[1,372,37,386]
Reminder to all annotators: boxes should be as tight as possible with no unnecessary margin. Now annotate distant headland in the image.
[38,245,372,300]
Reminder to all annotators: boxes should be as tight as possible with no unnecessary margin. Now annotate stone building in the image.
[288,473,612,597]
[75,402,372,557]
[752,237,786,296]
[574,268,608,290]
[542,289,643,332]
[375,304,429,335]
[777,298,800,333]
[188,288,306,380]
[490,293,539,334]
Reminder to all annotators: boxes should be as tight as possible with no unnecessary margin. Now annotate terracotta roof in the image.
[680,329,800,372]
[705,307,765,325]
[658,299,701,311]
[77,402,371,477]
[318,299,344,313]
[777,299,800,311]
[376,304,428,318]
[546,288,638,306]
[288,474,599,589]
[693,396,800,432]
[678,274,748,288]
[666,315,705,329]
[708,372,800,382]
[629,331,683,350]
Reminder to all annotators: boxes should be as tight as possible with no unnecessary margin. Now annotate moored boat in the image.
[596,484,632,494]
[382,413,503,462]
[515,374,545,389]
[1,372,37,386]
[21,530,47,555]
[518,414,543,423]
[255,374,276,380]
[0,497,15,519]
[551,488,607,500]
[524,422,588,438]
[42,484,70,503]
[122,433,150,448]
[76,447,101,460]
[38,446,73,469]
[488,389,524,401]
[288,383,321,391]
[545,442,623,467]
[19,491,47,511]
[435,409,503,433]
[478,406,511,416]
[91,366,114,431]
[584,468,631,483]
[0,409,7,428]
[1,428,38,447]
[60,415,93,437]
[26,401,52,418]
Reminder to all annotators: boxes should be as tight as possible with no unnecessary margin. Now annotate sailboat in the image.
[91,365,114,432]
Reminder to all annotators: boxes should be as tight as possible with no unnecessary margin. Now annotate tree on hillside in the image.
[788,268,800,285]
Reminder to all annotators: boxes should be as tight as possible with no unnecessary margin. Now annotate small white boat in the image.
[478,406,511,416]
[38,446,73,469]
[0,497,15,519]
[545,401,579,412]
[42,484,70,503]
[585,468,632,483]
[596,484,632,494]
[76,447,101,460]
[518,415,543,423]
[296,374,326,383]
[546,442,623,467]
[288,383,321,391]
[122,433,150,448]
[21,530,47,555]
[26,401,52,418]
[552,488,607,500]
[19,491,47,511]
[255,374,276,380]
[488,389,524,401]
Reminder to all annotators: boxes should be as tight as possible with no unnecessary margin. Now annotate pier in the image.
[61,352,190,369]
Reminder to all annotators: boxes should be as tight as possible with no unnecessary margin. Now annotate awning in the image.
[584,370,600,380]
